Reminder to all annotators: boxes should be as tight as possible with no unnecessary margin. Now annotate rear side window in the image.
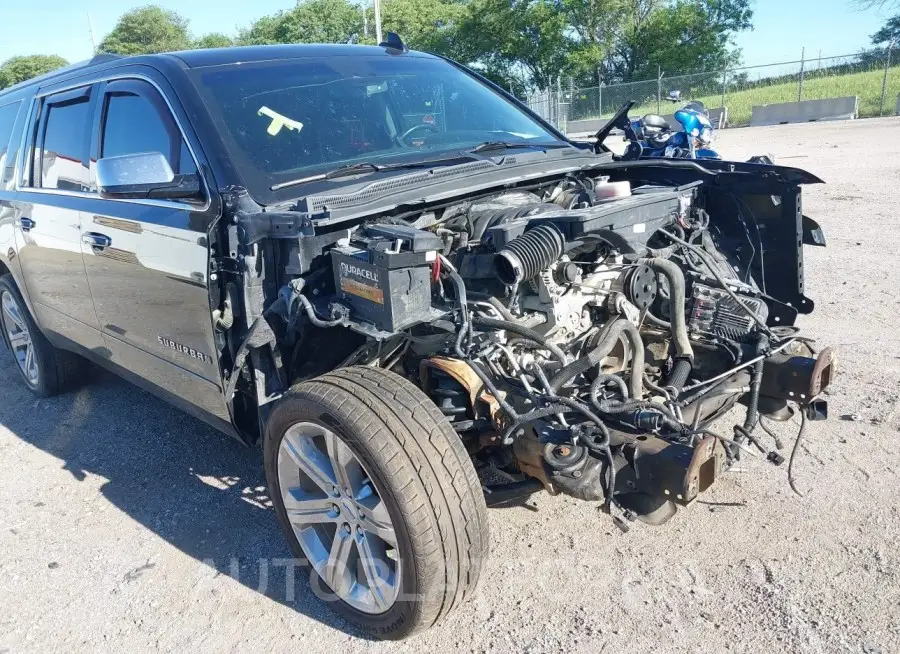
[0,101,22,187]
[40,95,92,191]
[101,84,197,176]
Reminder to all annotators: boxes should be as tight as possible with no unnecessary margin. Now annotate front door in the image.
[80,77,229,424]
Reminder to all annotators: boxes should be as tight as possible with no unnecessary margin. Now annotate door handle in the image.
[18,217,35,231]
[82,232,112,250]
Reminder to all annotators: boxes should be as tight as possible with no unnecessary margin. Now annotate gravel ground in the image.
[2,118,899,654]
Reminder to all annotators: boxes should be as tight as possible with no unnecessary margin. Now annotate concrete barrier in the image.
[749,97,858,127]
[566,118,605,135]
[566,106,728,138]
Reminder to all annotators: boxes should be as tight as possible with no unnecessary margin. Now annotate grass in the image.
[575,66,900,127]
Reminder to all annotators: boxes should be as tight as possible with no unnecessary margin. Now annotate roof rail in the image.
[0,52,127,97]
[87,53,124,66]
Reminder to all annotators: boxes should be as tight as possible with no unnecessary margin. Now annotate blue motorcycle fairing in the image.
[674,109,712,137]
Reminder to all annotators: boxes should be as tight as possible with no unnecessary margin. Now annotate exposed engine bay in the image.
[222,161,836,527]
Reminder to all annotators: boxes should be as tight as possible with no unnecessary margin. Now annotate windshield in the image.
[190,53,563,201]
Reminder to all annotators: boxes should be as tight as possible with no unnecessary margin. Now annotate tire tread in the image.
[267,365,489,638]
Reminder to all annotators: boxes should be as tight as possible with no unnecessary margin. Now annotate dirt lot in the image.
[2,118,899,654]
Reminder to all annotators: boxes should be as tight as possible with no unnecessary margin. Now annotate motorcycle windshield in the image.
[683,101,709,116]
[675,110,712,135]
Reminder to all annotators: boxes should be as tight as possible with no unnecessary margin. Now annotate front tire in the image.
[264,366,489,639]
[0,274,81,397]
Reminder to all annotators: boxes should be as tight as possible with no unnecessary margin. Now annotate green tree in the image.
[454,0,575,90]
[0,55,69,89]
[240,0,362,45]
[98,5,192,55]
[233,0,754,91]
[603,0,752,81]
[240,0,467,51]
[237,13,284,45]
[378,0,465,52]
[563,0,628,83]
[193,33,235,49]
[871,13,900,45]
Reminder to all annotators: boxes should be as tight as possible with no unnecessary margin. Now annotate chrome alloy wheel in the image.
[1,290,38,386]
[277,421,401,614]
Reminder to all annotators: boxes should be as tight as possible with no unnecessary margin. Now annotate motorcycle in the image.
[594,91,722,161]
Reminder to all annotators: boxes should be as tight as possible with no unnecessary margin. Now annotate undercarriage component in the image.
[482,478,544,507]
[759,345,836,405]
[420,356,506,427]
[511,426,607,501]
[620,434,726,505]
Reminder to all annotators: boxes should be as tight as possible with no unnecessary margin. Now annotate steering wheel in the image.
[398,123,440,145]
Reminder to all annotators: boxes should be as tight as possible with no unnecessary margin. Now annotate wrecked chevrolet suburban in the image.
[0,39,835,638]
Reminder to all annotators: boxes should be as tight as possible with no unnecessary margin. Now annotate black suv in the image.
[0,42,834,639]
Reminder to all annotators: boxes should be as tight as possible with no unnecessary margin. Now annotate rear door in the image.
[14,85,105,351]
[81,76,229,423]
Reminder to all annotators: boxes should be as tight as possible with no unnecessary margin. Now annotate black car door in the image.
[14,84,106,352]
[80,76,230,425]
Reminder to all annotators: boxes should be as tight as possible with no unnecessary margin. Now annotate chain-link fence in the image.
[526,49,899,132]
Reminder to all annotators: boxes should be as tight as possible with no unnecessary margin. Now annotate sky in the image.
[0,0,894,70]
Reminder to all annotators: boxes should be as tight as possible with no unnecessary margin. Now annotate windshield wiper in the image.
[271,155,473,191]
[271,142,570,192]
[467,140,569,154]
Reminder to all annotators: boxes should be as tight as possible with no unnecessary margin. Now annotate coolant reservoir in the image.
[594,180,632,200]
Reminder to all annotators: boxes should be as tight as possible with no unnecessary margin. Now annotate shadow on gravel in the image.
[0,353,374,641]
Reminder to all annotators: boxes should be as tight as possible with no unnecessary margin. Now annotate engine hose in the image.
[666,357,692,391]
[643,311,671,329]
[440,255,473,359]
[591,397,682,429]
[656,228,774,337]
[466,291,517,322]
[741,334,769,433]
[500,404,569,444]
[465,358,520,421]
[441,259,524,422]
[472,316,567,366]
[590,373,630,402]
[643,374,672,399]
[646,244,680,259]
[548,319,644,398]
[494,223,565,285]
[297,294,346,328]
[589,371,683,424]
[639,257,694,362]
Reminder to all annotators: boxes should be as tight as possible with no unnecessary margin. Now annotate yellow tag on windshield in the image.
[258,106,304,136]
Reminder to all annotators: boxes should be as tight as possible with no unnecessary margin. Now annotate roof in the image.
[0,44,432,98]
[0,53,124,97]
[167,44,433,68]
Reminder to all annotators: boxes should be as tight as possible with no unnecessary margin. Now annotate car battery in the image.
[330,224,442,333]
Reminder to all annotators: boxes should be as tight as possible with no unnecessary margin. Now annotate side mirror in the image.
[96,152,202,201]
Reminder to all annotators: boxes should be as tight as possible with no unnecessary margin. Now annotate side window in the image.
[101,84,197,176]
[0,101,22,188]
[40,93,92,192]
